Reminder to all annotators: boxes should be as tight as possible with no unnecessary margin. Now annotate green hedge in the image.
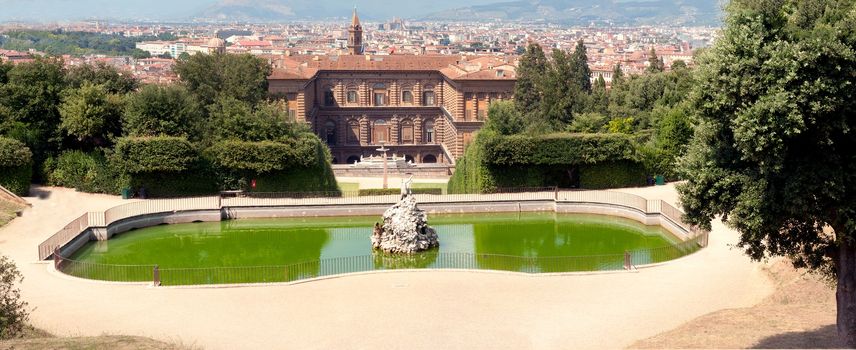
[45,150,127,194]
[481,133,638,165]
[358,188,443,196]
[208,134,339,193]
[0,137,33,196]
[127,163,219,198]
[449,132,646,193]
[112,136,198,174]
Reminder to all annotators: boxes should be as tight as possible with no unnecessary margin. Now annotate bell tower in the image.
[348,7,364,55]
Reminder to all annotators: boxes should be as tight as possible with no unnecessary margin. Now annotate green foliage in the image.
[677,0,856,293]
[514,42,548,117]
[0,30,173,57]
[174,53,271,106]
[127,166,218,198]
[579,161,647,189]
[358,188,442,196]
[59,83,123,143]
[112,136,198,174]
[606,117,635,134]
[0,137,32,168]
[122,85,203,138]
[481,133,638,166]
[0,255,29,340]
[449,132,643,193]
[568,113,607,133]
[647,47,665,73]
[0,137,32,196]
[207,134,338,193]
[0,57,66,163]
[612,63,624,86]
[65,62,138,94]
[482,101,524,135]
[45,150,126,194]
[205,98,303,143]
[570,40,592,93]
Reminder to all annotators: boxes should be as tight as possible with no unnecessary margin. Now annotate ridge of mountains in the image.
[195,0,723,25]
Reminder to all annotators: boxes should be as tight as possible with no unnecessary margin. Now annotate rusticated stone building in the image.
[267,9,516,165]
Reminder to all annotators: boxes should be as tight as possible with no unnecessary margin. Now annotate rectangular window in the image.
[347,91,358,104]
[402,91,413,103]
[423,91,435,106]
[478,110,486,120]
[374,93,386,106]
[288,109,297,120]
[324,91,335,106]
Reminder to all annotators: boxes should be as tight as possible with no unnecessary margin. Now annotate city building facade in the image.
[267,9,517,165]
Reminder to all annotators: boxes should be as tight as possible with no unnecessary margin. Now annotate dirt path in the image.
[630,258,840,349]
[0,185,775,349]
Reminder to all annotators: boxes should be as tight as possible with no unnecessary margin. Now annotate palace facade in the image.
[267,9,517,165]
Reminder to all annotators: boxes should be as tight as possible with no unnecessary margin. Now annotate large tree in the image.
[514,42,548,117]
[678,0,856,345]
[59,83,122,145]
[65,62,138,94]
[0,57,66,161]
[174,53,271,107]
[122,85,203,139]
[570,39,592,93]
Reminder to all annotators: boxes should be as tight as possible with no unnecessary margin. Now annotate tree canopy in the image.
[174,53,272,106]
[677,0,856,345]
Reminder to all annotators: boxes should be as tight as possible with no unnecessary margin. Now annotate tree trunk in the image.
[838,239,856,347]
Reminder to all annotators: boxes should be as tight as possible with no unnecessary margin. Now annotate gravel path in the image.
[0,185,773,350]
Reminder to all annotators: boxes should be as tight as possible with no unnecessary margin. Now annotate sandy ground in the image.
[0,184,774,350]
[631,258,840,349]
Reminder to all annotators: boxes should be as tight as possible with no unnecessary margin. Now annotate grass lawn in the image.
[0,200,24,227]
[412,182,448,194]
[338,182,360,193]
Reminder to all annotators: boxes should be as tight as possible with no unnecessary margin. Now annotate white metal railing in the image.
[37,190,704,260]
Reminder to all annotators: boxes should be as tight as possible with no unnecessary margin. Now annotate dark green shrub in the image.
[0,137,32,196]
[208,134,339,193]
[579,161,647,189]
[112,136,198,173]
[46,150,126,194]
[450,132,646,193]
[112,136,217,197]
[0,255,29,339]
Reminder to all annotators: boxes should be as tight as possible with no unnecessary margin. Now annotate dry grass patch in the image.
[0,335,196,350]
[0,200,24,227]
[630,258,842,349]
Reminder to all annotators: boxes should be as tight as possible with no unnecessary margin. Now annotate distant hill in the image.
[422,0,724,25]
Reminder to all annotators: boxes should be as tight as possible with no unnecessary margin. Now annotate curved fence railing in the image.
[55,233,707,286]
[38,189,707,262]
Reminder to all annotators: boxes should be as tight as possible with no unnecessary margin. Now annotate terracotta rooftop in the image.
[269,54,517,81]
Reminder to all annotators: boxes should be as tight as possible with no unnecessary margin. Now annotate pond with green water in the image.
[65,213,697,285]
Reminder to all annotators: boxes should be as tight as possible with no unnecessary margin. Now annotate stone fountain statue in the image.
[371,175,439,254]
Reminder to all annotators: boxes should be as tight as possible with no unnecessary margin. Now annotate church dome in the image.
[207,37,226,48]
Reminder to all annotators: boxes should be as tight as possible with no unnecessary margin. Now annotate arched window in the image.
[399,120,414,144]
[423,120,435,143]
[422,85,435,106]
[324,120,337,146]
[346,155,361,164]
[402,90,413,104]
[347,120,360,144]
[422,154,437,163]
[404,154,415,163]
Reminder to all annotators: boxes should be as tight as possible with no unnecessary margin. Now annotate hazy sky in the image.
[0,0,500,22]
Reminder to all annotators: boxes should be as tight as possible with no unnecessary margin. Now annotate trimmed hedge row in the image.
[358,188,443,196]
[0,137,33,196]
[109,134,339,197]
[44,150,127,194]
[480,133,638,165]
[449,132,647,193]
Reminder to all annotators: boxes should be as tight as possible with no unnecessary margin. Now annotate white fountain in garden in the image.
[370,175,439,254]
